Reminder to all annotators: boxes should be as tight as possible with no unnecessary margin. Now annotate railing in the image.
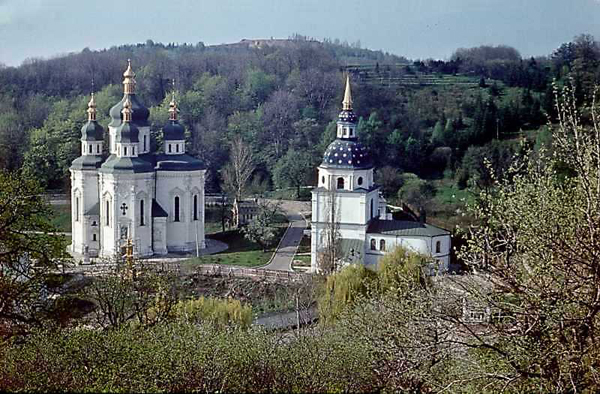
[195,264,310,282]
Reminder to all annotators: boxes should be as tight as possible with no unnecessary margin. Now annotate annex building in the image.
[69,61,206,259]
[310,77,451,272]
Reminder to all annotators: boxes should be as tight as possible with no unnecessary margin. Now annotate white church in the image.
[310,77,451,272]
[69,61,206,259]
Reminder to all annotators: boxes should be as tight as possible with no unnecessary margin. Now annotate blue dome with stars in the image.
[321,139,373,169]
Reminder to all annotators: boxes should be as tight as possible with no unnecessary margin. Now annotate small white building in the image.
[310,76,451,272]
[70,61,206,259]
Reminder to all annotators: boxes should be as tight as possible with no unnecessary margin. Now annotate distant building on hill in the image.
[310,76,451,272]
[69,61,206,259]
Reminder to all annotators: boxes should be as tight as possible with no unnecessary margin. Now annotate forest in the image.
[1,33,598,229]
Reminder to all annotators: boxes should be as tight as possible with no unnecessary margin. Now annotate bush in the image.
[174,296,252,328]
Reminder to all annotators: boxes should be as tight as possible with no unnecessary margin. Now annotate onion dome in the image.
[81,93,104,141]
[321,139,373,169]
[108,60,150,127]
[114,97,140,143]
[163,90,185,141]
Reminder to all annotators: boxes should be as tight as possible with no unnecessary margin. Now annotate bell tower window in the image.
[337,177,345,190]
[143,135,147,152]
[174,196,180,222]
[193,195,198,221]
[140,199,145,226]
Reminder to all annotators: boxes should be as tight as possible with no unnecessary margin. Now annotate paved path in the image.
[262,200,310,272]
[254,307,317,330]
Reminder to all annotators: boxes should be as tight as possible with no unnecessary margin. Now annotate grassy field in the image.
[426,179,476,230]
[183,225,288,268]
[50,204,71,232]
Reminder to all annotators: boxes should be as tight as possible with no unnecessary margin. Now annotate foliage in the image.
[241,200,282,252]
[396,172,436,209]
[452,83,600,391]
[0,170,70,335]
[272,148,313,198]
[173,296,252,328]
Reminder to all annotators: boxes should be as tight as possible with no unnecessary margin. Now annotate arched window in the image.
[370,199,373,218]
[124,146,128,156]
[321,176,325,185]
[370,239,376,250]
[92,234,97,241]
[174,196,180,222]
[96,145,100,153]
[143,135,147,152]
[88,144,92,154]
[357,177,363,186]
[75,197,80,222]
[105,199,110,227]
[176,144,179,153]
[132,146,135,155]
[337,177,345,190]
[380,239,386,251]
[193,195,198,221]
[435,241,441,254]
[168,144,172,153]
[140,199,145,226]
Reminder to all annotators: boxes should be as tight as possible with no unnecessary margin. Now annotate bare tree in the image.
[317,188,341,274]
[222,137,255,204]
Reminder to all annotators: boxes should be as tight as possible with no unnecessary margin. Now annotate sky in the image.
[1,0,600,67]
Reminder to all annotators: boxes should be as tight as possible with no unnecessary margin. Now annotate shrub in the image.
[174,296,252,328]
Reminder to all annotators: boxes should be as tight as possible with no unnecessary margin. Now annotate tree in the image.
[317,188,341,274]
[241,200,282,252]
[452,83,600,391]
[221,137,255,203]
[272,148,313,198]
[0,171,70,335]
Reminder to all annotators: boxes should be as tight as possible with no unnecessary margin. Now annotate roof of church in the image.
[109,93,150,128]
[70,155,104,170]
[320,139,373,169]
[162,120,186,141]
[367,219,450,238]
[339,238,365,262]
[155,153,204,171]
[99,154,154,173]
[152,199,168,217]
[85,202,100,216]
[81,121,104,141]
[114,121,140,143]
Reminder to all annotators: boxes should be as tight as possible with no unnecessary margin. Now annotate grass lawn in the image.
[183,226,287,268]
[50,204,71,232]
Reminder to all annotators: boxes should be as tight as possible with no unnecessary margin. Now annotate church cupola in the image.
[108,60,150,128]
[337,75,358,139]
[162,88,186,155]
[114,97,140,158]
[81,93,104,156]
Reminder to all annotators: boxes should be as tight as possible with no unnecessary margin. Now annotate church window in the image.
[88,144,92,154]
[337,177,344,190]
[357,177,363,186]
[105,200,110,227]
[168,144,172,153]
[124,147,128,156]
[380,239,386,251]
[193,195,198,221]
[96,145,100,153]
[132,146,135,155]
[140,200,145,226]
[370,239,376,250]
[174,196,180,222]
[176,144,179,153]
[75,197,80,222]
[435,240,441,254]
[92,234,97,242]
[370,199,373,219]
[143,135,147,152]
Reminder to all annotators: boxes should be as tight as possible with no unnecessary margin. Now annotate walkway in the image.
[262,200,310,272]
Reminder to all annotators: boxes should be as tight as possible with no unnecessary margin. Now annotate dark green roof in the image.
[70,155,104,170]
[339,238,365,262]
[155,153,204,171]
[115,122,139,143]
[109,94,150,128]
[367,219,450,237]
[99,154,154,173]
[81,121,104,141]
[152,199,168,217]
[163,120,185,141]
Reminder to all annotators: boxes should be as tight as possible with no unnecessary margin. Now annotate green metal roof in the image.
[339,238,365,262]
[367,219,450,237]
[99,154,154,174]
[85,202,100,216]
[70,155,104,170]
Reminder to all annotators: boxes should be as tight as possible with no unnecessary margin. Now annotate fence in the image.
[195,264,310,282]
